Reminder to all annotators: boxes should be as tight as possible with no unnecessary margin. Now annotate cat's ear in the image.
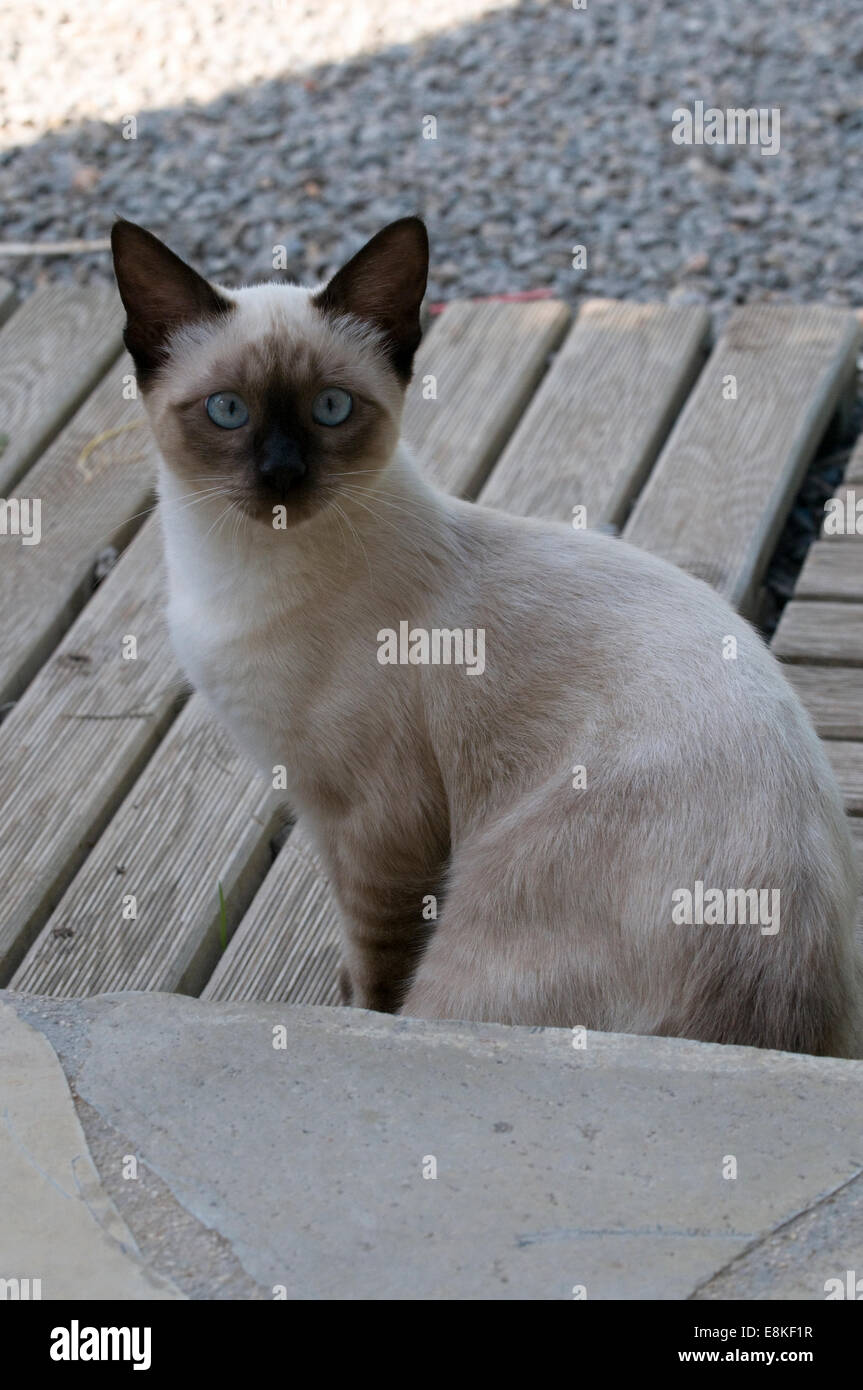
[314,217,429,381]
[111,219,233,379]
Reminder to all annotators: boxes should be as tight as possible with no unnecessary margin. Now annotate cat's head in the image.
[111,217,428,527]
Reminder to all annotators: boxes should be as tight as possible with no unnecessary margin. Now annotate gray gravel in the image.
[1,0,862,317]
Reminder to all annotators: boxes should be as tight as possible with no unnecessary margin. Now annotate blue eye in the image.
[206,392,249,429]
[312,387,353,426]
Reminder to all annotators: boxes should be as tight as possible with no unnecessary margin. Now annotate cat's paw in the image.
[338,964,354,1006]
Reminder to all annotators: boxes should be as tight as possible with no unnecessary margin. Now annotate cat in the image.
[111,216,861,1056]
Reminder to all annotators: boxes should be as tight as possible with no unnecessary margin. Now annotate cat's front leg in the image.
[314,782,449,1014]
[338,903,433,1013]
[327,838,446,1013]
[338,964,354,1006]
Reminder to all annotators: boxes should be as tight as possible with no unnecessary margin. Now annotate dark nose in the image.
[257,433,307,494]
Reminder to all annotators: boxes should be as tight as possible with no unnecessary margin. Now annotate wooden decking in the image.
[1,286,861,1002]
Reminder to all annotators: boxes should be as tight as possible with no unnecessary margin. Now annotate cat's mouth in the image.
[234,474,328,529]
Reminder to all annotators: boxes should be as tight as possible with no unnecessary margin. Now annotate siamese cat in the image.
[111,216,861,1056]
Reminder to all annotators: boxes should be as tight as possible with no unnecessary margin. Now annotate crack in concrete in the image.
[686,1163,863,1299]
[70,1092,265,1300]
[517,1226,759,1246]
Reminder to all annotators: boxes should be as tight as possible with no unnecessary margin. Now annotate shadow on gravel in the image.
[2,0,862,315]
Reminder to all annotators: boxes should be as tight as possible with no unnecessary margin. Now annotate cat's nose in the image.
[257,436,307,494]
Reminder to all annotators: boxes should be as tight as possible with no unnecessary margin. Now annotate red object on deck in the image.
[427,288,555,316]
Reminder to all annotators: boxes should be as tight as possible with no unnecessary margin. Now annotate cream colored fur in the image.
[145,282,861,1056]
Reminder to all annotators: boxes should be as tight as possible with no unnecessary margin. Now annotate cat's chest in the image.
[166,584,298,763]
[168,592,243,691]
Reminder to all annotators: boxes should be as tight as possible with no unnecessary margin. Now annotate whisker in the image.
[325,497,351,569]
[325,492,375,592]
[203,501,236,542]
[230,502,251,549]
[171,488,235,515]
[330,478,444,522]
[99,485,230,544]
[338,484,440,532]
[330,486,406,540]
[217,502,239,542]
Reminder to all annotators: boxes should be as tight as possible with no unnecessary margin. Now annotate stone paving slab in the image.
[2,991,861,1301]
[0,1001,183,1300]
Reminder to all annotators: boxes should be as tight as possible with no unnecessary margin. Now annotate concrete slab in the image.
[693,1167,863,1300]
[0,1001,183,1300]
[3,991,861,1300]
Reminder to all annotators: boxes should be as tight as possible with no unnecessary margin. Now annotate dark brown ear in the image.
[314,218,429,381]
[111,219,233,382]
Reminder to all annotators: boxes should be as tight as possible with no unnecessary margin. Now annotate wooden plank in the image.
[0,278,16,327]
[773,601,863,664]
[624,306,860,611]
[479,300,709,527]
[823,743,863,816]
[11,697,283,996]
[0,521,181,984]
[795,539,863,601]
[202,825,340,1004]
[207,305,712,1005]
[0,285,123,494]
[0,357,157,707]
[784,665,863,739]
[13,301,567,997]
[406,298,570,496]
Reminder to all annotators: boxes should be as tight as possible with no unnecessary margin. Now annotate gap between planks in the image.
[0,278,17,327]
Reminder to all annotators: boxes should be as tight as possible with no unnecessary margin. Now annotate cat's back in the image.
[457,502,852,851]
[462,503,782,711]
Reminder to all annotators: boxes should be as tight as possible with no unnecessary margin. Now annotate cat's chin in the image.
[236,485,333,531]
